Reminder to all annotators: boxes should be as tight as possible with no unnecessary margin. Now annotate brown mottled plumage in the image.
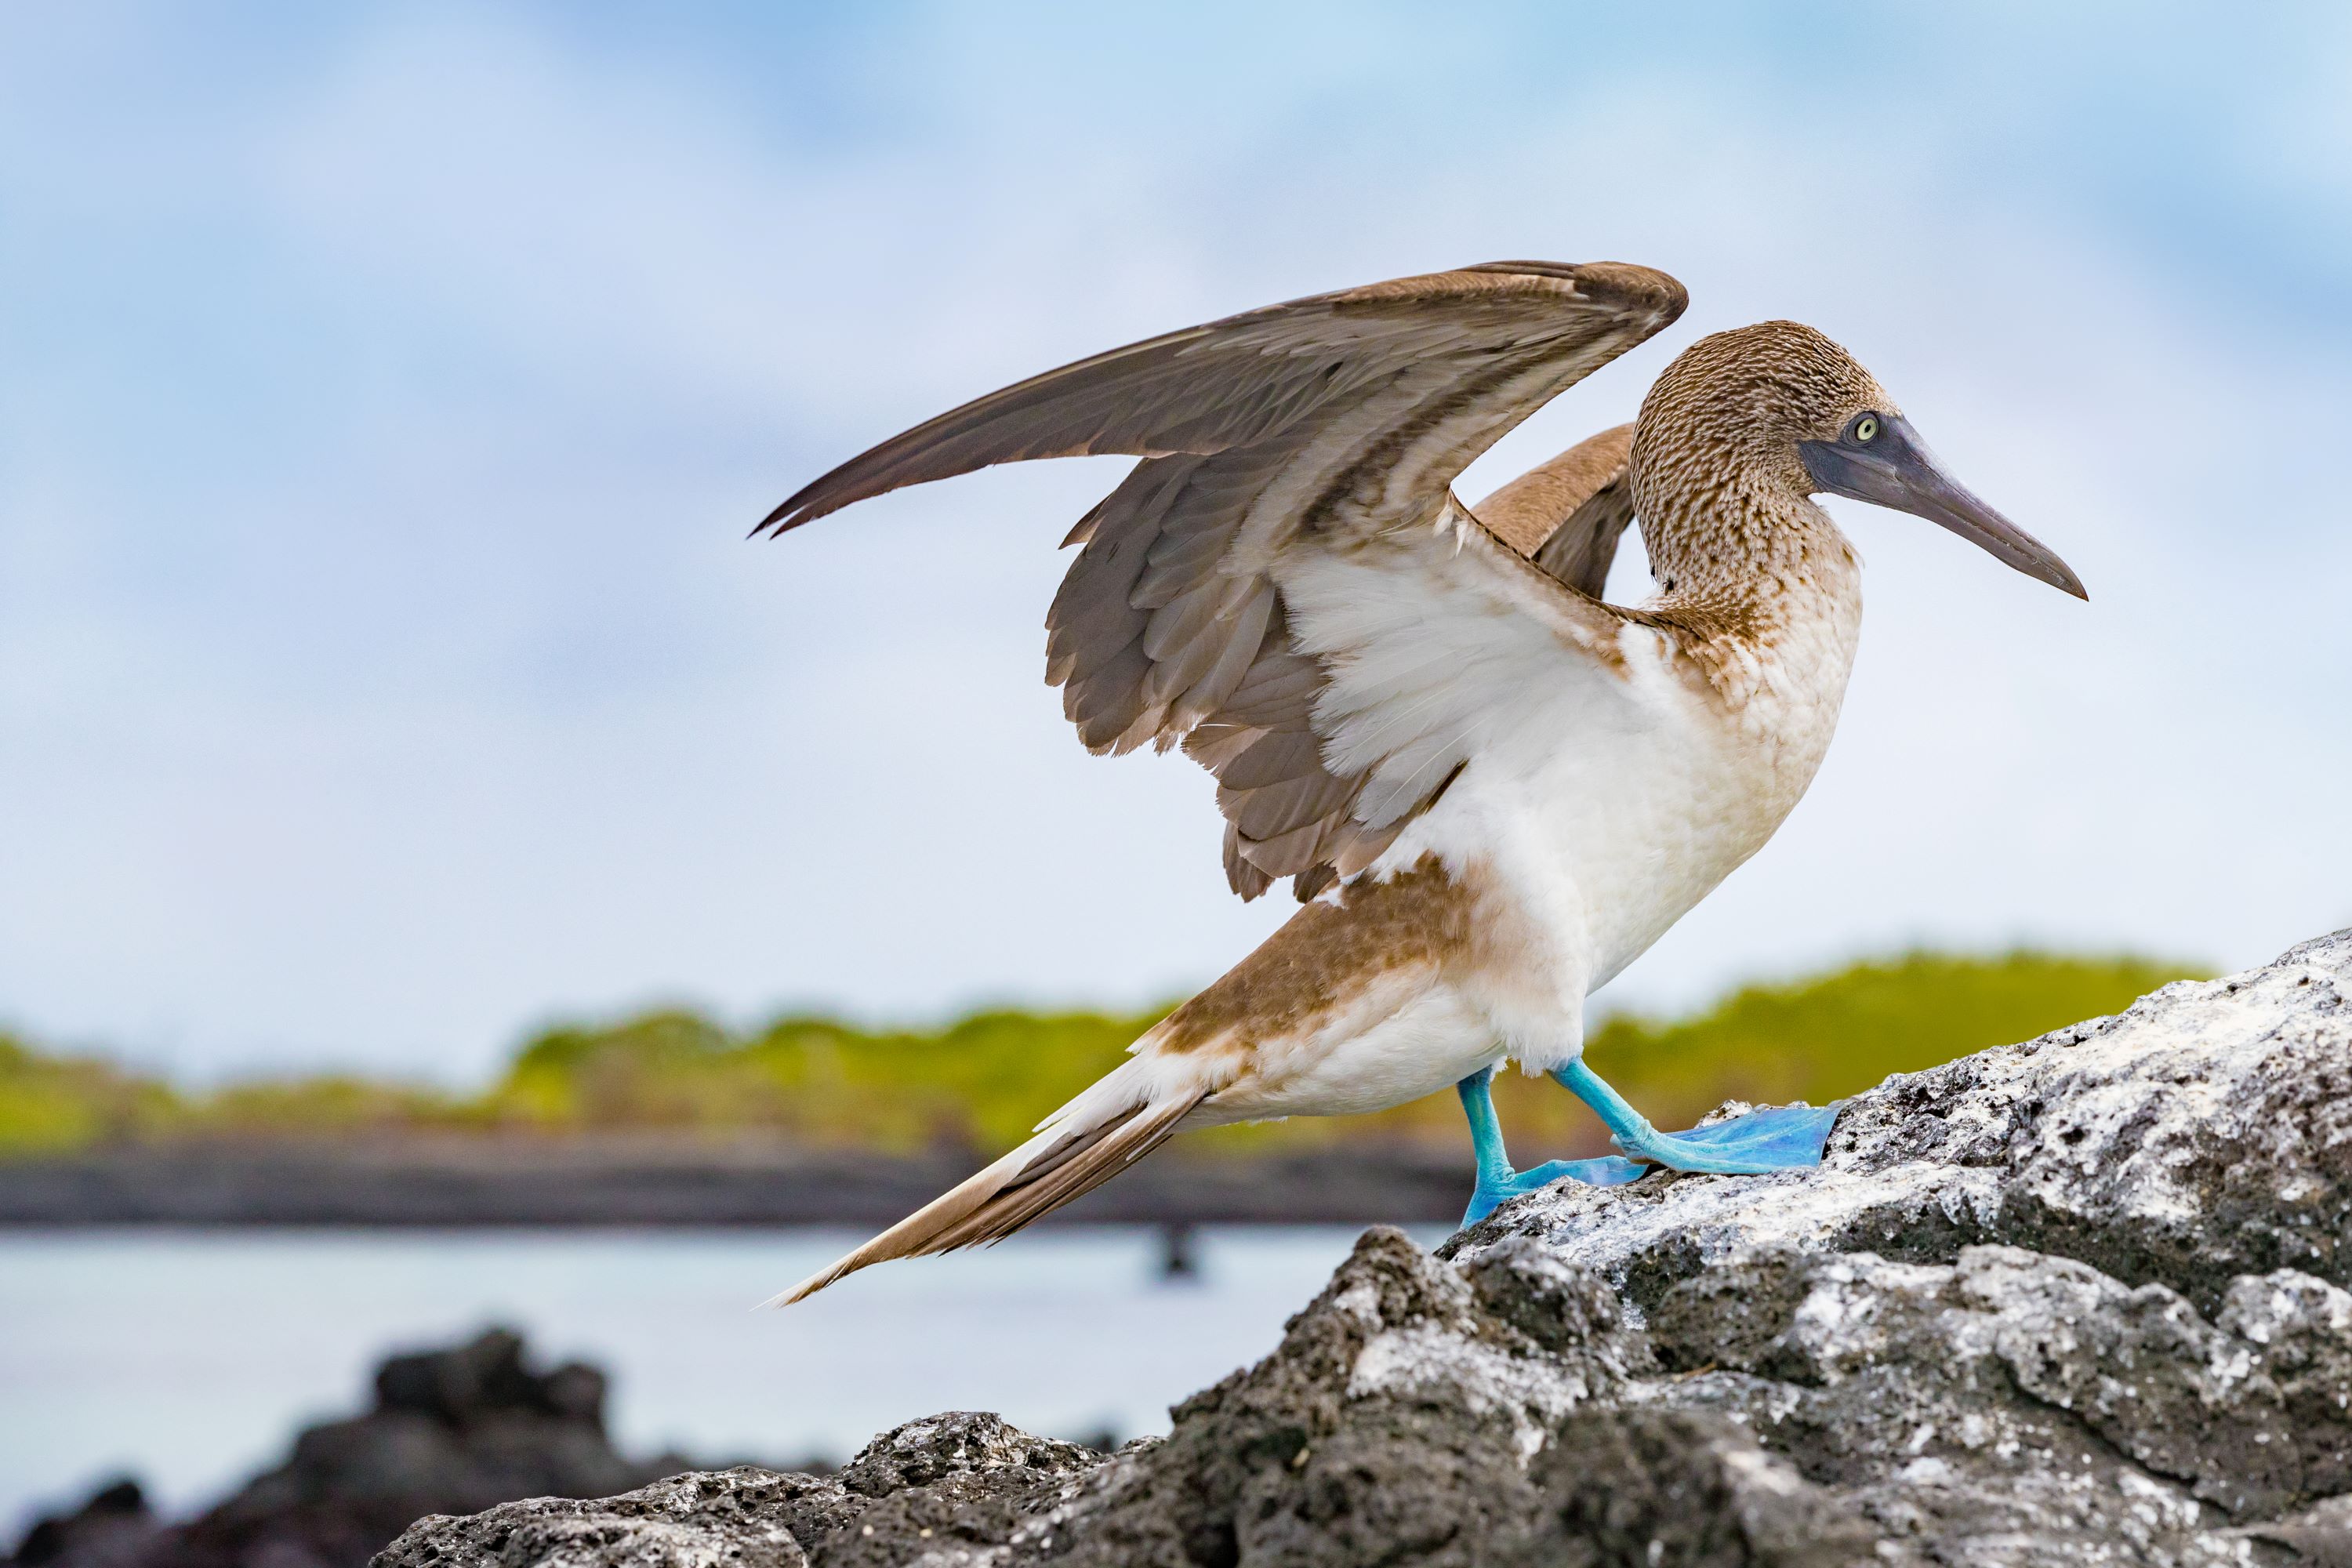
[757,263,2083,1305]
[1152,853,1493,1055]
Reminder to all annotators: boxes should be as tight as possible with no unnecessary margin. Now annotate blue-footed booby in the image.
[757,261,2084,1306]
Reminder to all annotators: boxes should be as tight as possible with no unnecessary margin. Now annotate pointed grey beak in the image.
[1799,416,2086,600]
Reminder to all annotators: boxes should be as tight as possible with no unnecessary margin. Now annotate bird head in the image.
[1634,321,2085,599]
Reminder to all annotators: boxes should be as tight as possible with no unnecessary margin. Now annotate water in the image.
[0,1225,1418,1537]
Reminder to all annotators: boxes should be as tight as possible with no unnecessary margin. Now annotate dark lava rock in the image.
[8,1480,162,1568]
[9,1330,684,1568]
[372,1417,1106,1568]
[1032,1229,1874,1568]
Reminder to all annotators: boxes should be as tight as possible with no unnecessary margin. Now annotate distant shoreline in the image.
[0,1140,1472,1227]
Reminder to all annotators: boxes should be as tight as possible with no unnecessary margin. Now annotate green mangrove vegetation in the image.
[0,950,2201,1160]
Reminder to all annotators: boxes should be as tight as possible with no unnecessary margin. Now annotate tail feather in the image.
[761,1069,1205,1307]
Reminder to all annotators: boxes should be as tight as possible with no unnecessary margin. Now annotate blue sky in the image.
[2,3,2347,1082]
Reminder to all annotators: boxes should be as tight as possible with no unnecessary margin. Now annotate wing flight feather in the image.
[1472,423,1637,601]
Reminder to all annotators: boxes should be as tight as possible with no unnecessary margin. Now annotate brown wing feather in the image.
[760,263,1680,535]
[1475,423,1637,600]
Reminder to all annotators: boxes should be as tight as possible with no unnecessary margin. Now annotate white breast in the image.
[1386,583,1862,1072]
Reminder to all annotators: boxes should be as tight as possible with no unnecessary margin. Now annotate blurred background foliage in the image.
[0,951,2200,1160]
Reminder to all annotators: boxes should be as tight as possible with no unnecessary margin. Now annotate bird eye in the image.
[1851,415,1881,444]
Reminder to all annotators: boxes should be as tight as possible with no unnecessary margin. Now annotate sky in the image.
[1,2,2347,1084]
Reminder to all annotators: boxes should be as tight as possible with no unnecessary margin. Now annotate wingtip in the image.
[753,477,853,540]
[1571,260,1690,329]
[754,1269,831,1310]
[750,499,804,540]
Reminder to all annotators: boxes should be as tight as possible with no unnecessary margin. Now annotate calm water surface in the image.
[1,1225,1424,1537]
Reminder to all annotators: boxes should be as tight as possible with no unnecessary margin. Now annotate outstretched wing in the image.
[764,262,1686,899]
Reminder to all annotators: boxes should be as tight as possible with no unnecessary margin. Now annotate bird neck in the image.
[1635,477,1860,631]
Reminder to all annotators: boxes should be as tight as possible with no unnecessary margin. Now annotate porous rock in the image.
[372,1415,1103,1568]
[1460,927,2352,1319]
[375,928,2352,1566]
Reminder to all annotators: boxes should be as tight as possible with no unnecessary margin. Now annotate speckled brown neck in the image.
[1638,484,1856,619]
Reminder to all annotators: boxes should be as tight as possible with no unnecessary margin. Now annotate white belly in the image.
[1190,976,1503,1125]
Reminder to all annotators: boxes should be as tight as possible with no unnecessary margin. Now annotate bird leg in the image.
[1549,1059,1841,1174]
[1456,1065,1646,1226]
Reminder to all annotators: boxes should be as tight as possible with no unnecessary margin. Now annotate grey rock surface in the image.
[374,928,2352,1566]
[1454,926,2352,1320]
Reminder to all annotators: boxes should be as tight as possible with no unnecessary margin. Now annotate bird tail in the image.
[760,1055,1208,1307]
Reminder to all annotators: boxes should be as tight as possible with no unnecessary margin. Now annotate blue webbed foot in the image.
[1552,1060,1842,1175]
[1618,1100,1842,1173]
[1455,1065,1652,1228]
[1461,1154,1646,1227]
